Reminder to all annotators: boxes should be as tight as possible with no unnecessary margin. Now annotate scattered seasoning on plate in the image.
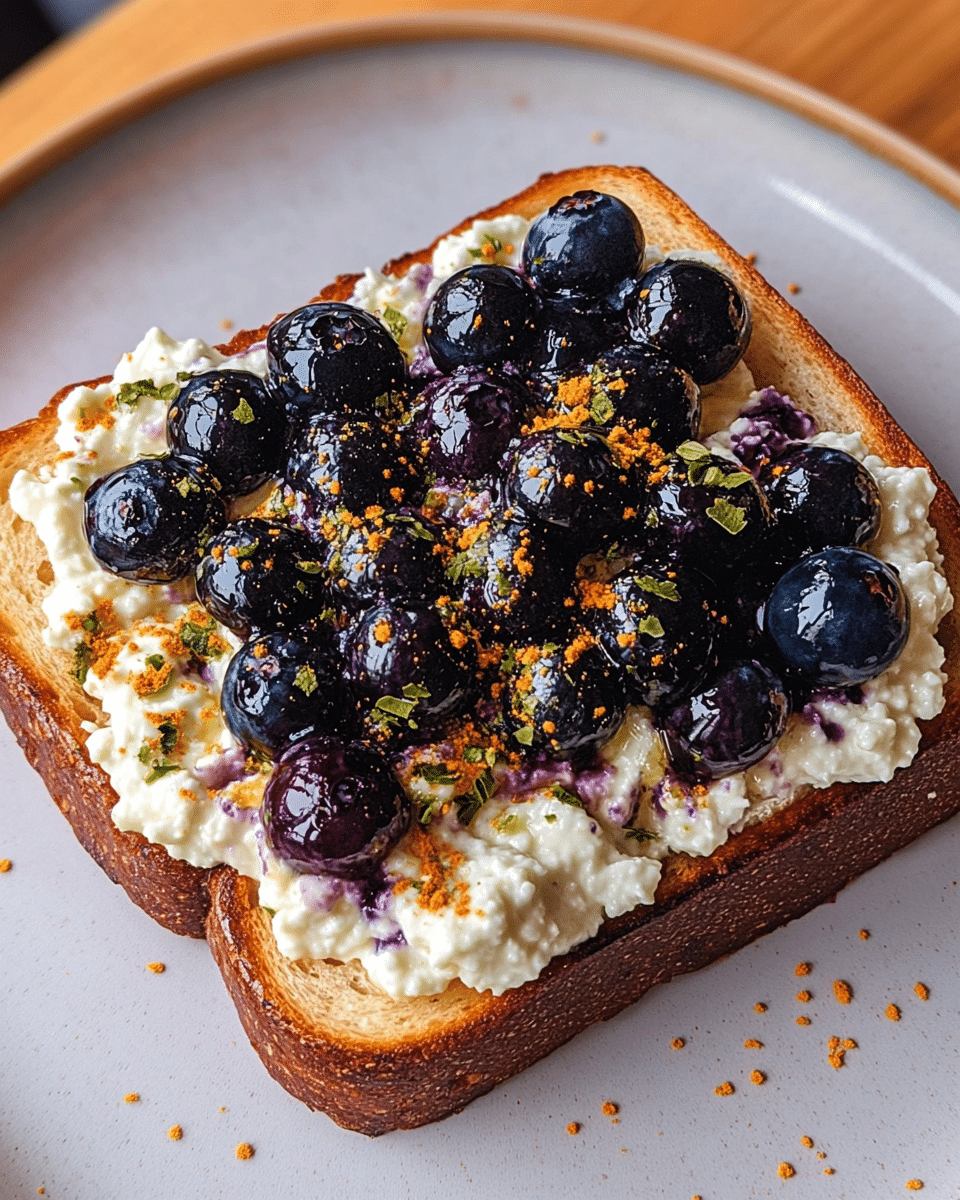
[824,1167,836,1175]
[817,1153,827,1160]
[796,1016,812,1026]
[754,1002,768,1013]
[235,1143,254,1160]
[744,1038,763,1049]
[590,131,606,144]
[827,1036,857,1069]
[168,1125,183,1141]
[750,1070,766,1086]
[778,1162,796,1178]
[219,318,235,331]
[124,1093,140,1104]
[0,858,11,872]
[886,1003,902,1021]
[146,962,166,974]
[601,1101,618,1118]
[795,962,811,977]
[800,1136,814,1149]
[795,991,812,1003]
[914,982,930,1001]
[788,282,802,294]
[832,980,853,1005]
[566,1122,580,1136]
[670,1037,685,1050]
[858,929,870,940]
[714,1081,735,1096]
[905,1181,924,1191]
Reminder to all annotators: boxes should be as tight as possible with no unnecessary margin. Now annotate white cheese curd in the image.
[10,217,953,999]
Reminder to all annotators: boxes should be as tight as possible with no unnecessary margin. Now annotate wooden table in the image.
[2,0,960,206]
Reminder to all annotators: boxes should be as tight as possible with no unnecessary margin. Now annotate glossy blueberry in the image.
[345,602,477,744]
[500,630,626,759]
[522,191,645,300]
[195,517,327,637]
[506,429,633,545]
[326,509,446,611]
[525,295,624,394]
[763,547,910,687]
[263,735,410,878]
[416,367,528,482]
[166,369,287,497]
[452,513,568,640]
[286,415,425,519]
[628,259,751,385]
[582,557,715,708]
[84,456,225,584]
[423,266,539,373]
[585,345,700,450]
[266,302,406,416]
[643,448,774,580]
[659,659,790,779]
[758,444,882,557]
[221,622,353,758]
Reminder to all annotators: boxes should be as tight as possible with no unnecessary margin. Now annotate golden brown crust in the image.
[4,165,960,1130]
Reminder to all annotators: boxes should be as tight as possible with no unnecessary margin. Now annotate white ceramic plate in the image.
[1,28,959,1200]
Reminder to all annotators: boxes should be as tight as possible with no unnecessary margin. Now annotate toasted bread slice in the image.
[2,166,958,1135]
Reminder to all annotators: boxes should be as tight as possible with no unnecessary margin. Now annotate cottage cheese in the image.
[9,217,952,999]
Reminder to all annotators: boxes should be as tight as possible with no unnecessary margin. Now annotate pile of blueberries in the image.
[82,191,910,878]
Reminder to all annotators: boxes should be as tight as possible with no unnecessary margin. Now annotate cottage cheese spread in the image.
[9,216,952,999]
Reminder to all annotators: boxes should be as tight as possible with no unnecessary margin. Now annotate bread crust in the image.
[3,165,958,1131]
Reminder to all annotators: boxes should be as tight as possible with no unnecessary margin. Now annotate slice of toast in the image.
[2,166,959,1135]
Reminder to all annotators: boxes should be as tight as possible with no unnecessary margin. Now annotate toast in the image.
[2,166,959,1136]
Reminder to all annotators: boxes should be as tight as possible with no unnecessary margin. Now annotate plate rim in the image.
[3,10,960,212]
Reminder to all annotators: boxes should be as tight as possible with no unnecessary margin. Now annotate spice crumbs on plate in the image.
[750,1070,766,1085]
[795,962,811,977]
[754,1002,768,1013]
[590,131,606,144]
[800,1136,814,1149]
[235,1143,255,1160]
[566,1122,580,1135]
[0,858,11,872]
[146,962,165,974]
[832,979,852,1004]
[859,929,870,939]
[795,991,812,1003]
[744,1038,763,1049]
[168,1125,183,1141]
[824,1167,836,1175]
[796,1016,811,1026]
[827,1036,856,1069]
[671,1037,685,1050]
[817,1152,827,1160]
[788,282,801,294]
[886,1003,901,1021]
[914,982,930,1001]
[905,1181,924,1191]
[714,1081,735,1096]
[124,1093,140,1103]
[601,1101,619,1117]
[778,1162,796,1178]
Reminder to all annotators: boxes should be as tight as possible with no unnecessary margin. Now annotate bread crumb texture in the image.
[670,1037,685,1050]
[750,1070,766,1085]
[0,858,11,872]
[795,962,811,977]
[146,961,165,974]
[886,1003,902,1021]
[124,1092,139,1104]
[778,1162,796,1179]
[235,1142,255,1160]
[167,1125,183,1141]
[832,979,853,1005]
[914,982,930,1000]
[601,1101,618,1117]
[714,1081,735,1096]
[566,1122,580,1135]
[905,1181,924,1191]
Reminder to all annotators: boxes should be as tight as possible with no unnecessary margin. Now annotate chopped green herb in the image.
[294,665,318,695]
[144,763,181,784]
[636,575,679,602]
[402,682,431,700]
[230,398,255,424]
[145,653,165,671]
[116,379,180,409]
[415,763,459,786]
[176,371,193,382]
[447,551,484,583]
[382,305,407,339]
[624,827,657,842]
[492,813,521,834]
[387,513,435,541]
[295,559,323,573]
[80,612,100,634]
[72,641,92,685]
[417,793,447,826]
[676,439,710,463]
[456,766,496,826]
[645,509,659,527]
[706,497,748,535]
[718,469,753,489]
[374,695,418,720]
[467,233,504,259]
[513,726,535,746]
[638,615,665,638]
[71,476,84,488]
[544,813,558,824]
[231,540,259,559]
[589,390,616,425]
[156,719,179,757]
[260,905,277,917]
[174,475,200,499]
[179,618,223,661]
[550,783,582,807]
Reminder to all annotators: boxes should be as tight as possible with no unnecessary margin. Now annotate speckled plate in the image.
[1,24,959,1200]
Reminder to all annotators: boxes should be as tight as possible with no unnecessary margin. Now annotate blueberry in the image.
[526,295,624,392]
[326,509,446,612]
[423,266,539,373]
[763,547,910,687]
[196,517,328,637]
[84,456,225,584]
[522,191,645,300]
[267,302,406,416]
[262,735,410,878]
[658,659,790,779]
[586,345,700,451]
[628,259,751,385]
[758,444,881,557]
[643,448,773,581]
[581,557,716,708]
[166,369,287,497]
[500,629,626,759]
[416,367,528,483]
[221,622,353,758]
[506,429,633,545]
[345,602,477,744]
[285,415,425,519]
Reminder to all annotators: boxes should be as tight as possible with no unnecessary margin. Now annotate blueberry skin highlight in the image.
[763,547,910,687]
[423,265,539,374]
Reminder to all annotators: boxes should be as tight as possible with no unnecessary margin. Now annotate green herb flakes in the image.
[144,763,181,785]
[174,475,200,499]
[145,653,165,671]
[638,615,665,638]
[294,665,318,695]
[589,391,615,424]
[624,827,656,842]
[116,379,179,409]
[456,766,496,826]
[447,551,484,583]
[544,813,558,824]
[382,305,407,339]
[706,497,748,535]
[676,440,710,464]
[230,398,255,424]
[295,559,323,574]
[513,726,535,746]
[550,783,582,807]
[374,695,418,720]
[72,641,92,685]
[492,813,521,835]
[636,575,679,602]
[414,763,459,786]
